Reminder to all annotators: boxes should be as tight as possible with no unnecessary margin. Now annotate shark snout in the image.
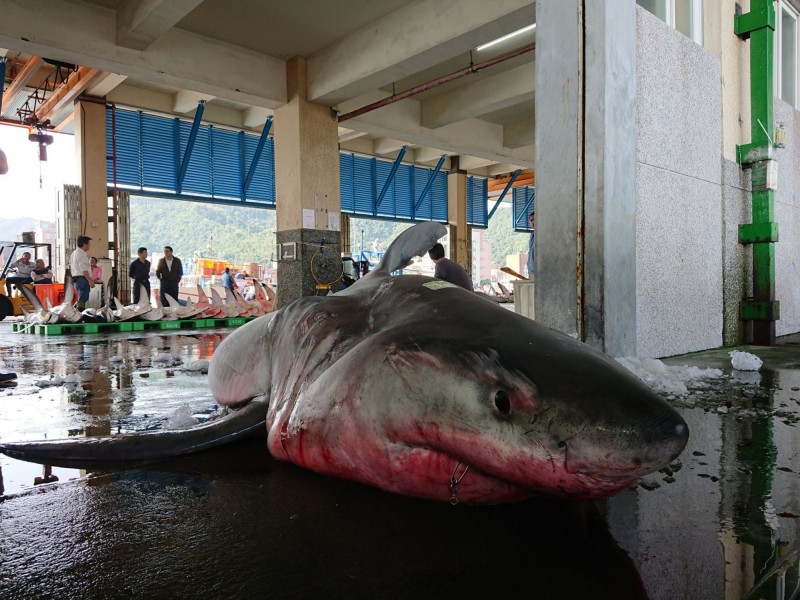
[561,404,689,481]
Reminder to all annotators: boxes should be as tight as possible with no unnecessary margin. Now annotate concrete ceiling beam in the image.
[0,0,286,109]
[116,0,206,51]
[173,89,215,114]
[338,90,533,168]
[503,116,534,148]
[373,137,407,155]
[485,162,521,176]
[413,147,449,164]
[420,62,534,128]
[244,106,272,129]
[308,0,535,105]
[456,156,497,171]
[107,83,244,129]
[337,127,368,142]
[86,72,128,97]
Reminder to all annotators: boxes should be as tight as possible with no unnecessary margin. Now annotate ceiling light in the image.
[477,24,536,52]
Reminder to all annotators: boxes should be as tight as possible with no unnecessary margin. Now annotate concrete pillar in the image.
[74,100,109,258]
[274,57,341,307]
[534,0,637,356]
[447,171,471,271]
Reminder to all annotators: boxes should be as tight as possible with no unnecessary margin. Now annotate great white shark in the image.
[0,222,688,503]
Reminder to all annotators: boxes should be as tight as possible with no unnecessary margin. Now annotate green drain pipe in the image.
[735,0,779,345]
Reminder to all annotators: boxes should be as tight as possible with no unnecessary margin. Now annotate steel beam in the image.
[487,169,519,221]
[735,0,778,345]
[376,145,407,209]
[243,115,273,198]
[176,99,205,193]
[413,154,446,215]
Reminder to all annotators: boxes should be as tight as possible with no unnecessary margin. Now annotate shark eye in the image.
[494,390,511,415]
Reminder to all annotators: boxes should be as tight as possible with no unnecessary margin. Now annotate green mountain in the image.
[130,197,528,268]
[130,196,277,265]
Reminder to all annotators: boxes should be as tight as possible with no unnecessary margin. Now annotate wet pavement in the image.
[0,321,799,599]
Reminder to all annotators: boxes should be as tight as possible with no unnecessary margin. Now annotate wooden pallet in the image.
[11,317,256,336]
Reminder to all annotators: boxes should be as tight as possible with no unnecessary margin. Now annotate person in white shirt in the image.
[5,251,34,295]
[69,236,95,310]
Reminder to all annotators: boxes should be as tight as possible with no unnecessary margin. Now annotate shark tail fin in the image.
[374,221,448,275]
[16,283,44,312]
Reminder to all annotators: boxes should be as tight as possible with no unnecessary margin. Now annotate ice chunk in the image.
[616,357,724,397]
[163,404,199,429]
[730,350,762,371]
[182,359,210,374]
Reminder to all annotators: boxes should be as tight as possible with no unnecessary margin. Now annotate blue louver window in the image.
[466,176,488,229]
[339,153,447,223]
[513,186,535,231]
[107,107,275,207]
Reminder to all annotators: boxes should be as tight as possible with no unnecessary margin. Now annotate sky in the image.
[0,124,77,222]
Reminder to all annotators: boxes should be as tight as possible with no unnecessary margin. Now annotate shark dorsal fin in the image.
[63,275,74,305]
[138,284,151,307]
[374,221,447,275]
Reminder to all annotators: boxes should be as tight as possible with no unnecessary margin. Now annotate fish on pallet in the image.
[158,293,202,320]
[112,285,154,321]
[18,277,81,324]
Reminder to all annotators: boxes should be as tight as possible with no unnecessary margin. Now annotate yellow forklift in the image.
[0,241,53,320]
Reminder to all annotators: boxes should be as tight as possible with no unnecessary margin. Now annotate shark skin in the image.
[0,222,688,504]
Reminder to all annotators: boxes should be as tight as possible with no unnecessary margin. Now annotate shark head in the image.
[264,283,688,503]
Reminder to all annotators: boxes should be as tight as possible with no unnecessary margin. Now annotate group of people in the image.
[129,246,184,306]
[66,237,184,311]
[4,252,55,296]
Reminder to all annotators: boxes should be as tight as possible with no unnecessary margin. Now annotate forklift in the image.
[0,241,53,320]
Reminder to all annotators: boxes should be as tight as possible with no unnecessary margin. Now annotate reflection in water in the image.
[0,441,649,599]
[3,327,800,597]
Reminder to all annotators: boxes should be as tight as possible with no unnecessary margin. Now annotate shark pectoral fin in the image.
[0,397,271,467]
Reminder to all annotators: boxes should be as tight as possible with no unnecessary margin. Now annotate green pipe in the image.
[735,0,779,345]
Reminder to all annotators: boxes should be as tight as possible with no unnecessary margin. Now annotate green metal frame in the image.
[735,0,779,345]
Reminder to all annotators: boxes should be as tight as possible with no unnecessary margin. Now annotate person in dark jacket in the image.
[428,243,473,291]
[155,246,183,307]
[129,247,151,304]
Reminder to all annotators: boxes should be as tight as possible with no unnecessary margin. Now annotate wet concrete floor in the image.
[0,321,799,599]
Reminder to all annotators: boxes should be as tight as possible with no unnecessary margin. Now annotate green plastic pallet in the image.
[15,316,258,335]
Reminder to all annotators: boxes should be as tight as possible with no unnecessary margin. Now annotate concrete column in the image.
[274,57,341,307]
[535,0,637,355]
[74,100,109,258]
[447,171,470,271]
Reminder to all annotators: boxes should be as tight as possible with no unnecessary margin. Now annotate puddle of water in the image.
[0,328,227,497]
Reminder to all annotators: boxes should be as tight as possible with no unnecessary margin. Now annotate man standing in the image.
[526,211,535,279]
[155,246,183,307]
[5,251,34,295]
[427,243,473,291]
[129,247,151,304]
[221,267,235,292]
[69,236,95,311]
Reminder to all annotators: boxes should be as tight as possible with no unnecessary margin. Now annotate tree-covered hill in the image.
[129,196,529,268]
